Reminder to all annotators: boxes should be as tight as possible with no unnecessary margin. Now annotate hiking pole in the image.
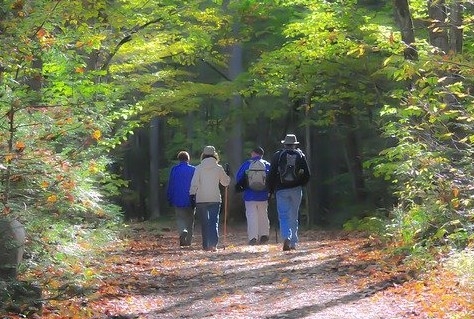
[270,193,278,243]
[223,185,229,250]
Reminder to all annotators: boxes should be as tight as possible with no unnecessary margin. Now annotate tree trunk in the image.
[428,0,449,52]
[337,111,367,203]
[312,129,338,225]
[149,117,161,220]
[449,0,463,53]
[122,130,148,220]
[303,96,313,226]
[0,219,26,280]
[427,0,463,106]
[223,0,244,222]
[393,0,418,60]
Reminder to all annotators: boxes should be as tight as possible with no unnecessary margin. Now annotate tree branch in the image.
[101,17,169,71]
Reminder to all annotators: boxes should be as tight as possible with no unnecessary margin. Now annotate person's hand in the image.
[224,163,230,176]
[235,184,244,193]
[189,195,196,208]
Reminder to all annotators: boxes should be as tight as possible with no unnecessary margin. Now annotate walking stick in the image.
[223,185,229,249]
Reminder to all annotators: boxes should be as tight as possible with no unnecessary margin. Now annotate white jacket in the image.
[190,157,230,203]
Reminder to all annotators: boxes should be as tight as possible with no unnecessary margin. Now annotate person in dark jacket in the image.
[235,147,271,245]
[167,151,196,247]
[267,134,310,251]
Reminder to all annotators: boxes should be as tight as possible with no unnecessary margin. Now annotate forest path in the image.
[82,222,421,319]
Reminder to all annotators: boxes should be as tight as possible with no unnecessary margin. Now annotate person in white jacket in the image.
[190,145,230,251]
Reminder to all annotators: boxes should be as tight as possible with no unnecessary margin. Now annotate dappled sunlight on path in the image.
[84,222,417,319]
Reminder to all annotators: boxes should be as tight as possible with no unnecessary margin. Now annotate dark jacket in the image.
[167,161,196,207]
[266,148,310,194]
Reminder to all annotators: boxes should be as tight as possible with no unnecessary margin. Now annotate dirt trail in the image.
[89,223,419,319]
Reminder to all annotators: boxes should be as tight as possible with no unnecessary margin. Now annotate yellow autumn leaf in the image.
[5,153,13,163]
[92,130,101,140]
[83,268,95,279]
[88,161,98,174]
[451,198,460,209]
[452,187,459,198]
[40,181,49,188]
[47,194,58,203]
[95,209,105,217]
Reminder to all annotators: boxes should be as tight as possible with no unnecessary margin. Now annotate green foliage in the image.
[446,249,474,291]
[343,215,387,234]
[22,217,122,291]
[368,19,474,254]
[0,0,135,284]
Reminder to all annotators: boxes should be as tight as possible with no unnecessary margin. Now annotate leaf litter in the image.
[5,222,474,319]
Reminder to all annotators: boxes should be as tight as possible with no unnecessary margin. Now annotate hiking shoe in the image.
[259,235,269,245]
[185,237,192,246]
[179,231,188,246]
[283,239,291,251]
[248,238,257,246]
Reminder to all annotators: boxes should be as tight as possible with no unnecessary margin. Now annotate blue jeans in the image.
[276,186,302,247]
[196,202,221,249]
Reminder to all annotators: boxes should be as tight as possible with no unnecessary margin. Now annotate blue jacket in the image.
[167,161,196,207]
[235,156,271,202]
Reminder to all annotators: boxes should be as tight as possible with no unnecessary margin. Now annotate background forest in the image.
[0,0,473,300]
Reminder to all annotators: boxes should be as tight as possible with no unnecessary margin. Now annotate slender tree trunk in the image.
[223,0,243,221]
[427,0,463,106]
[122,130,148,220]
[427,0,463,54]
[303,95,312,226]
[428,0,449,52]
[393,0,418,60]
[450,0,463,53]
[338,111,367,203]
[149,117,161,219]
[312,129,338,225]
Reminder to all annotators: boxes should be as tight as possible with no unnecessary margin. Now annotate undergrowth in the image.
[20,216,124,300]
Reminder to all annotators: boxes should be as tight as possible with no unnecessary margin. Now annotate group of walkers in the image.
[166,134,310,252]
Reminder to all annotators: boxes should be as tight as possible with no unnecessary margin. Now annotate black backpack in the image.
[277,149,303,185]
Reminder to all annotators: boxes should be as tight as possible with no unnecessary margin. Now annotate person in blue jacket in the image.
[167,151,196,246]
[235,147,271,245]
